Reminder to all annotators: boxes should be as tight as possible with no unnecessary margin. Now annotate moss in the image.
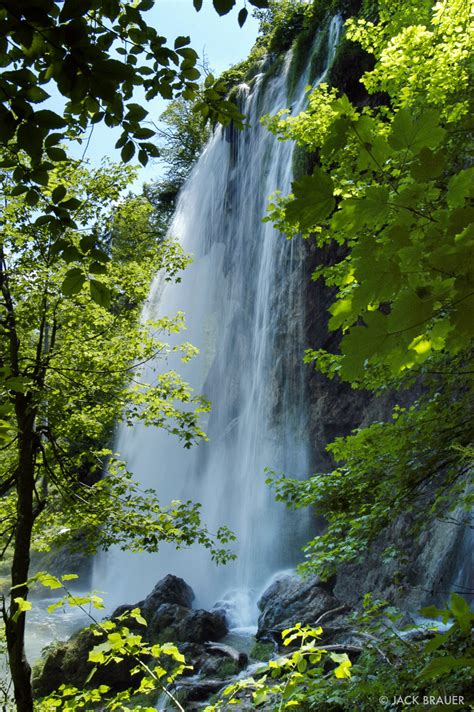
[286,25,318,101]
[292,143,316,182]
[327,34,376,104]
[220,41,267,95]
[250,640,274,662]
[308,24,330,84]
[156,625,177,644]
[267,7,307,55]
[215,658,240,679]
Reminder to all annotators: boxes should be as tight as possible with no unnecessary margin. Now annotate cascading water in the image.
[101,17,342,628]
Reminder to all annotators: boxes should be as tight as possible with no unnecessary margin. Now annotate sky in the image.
[73,0,260,190]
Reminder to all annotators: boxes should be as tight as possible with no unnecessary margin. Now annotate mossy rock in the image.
[215,657,240,679]
[327,34,375,104]
[250,640,274,662]
[32,627,138,698]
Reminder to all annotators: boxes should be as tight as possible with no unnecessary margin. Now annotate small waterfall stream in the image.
[100,17,343,627]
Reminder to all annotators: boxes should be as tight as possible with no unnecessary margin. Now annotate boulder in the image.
[142,573,194,612]
[205,642,248,669]
[176,677,231,702]
[257,573,341,639]
[149,602,228,643]
[33,575,226,699]
[112,574,194,621]
[33,628,136,697]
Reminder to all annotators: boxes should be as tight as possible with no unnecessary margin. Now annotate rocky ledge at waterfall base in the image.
[32,572,425,708]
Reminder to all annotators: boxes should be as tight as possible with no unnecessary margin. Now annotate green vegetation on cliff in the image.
[263,0,473,580]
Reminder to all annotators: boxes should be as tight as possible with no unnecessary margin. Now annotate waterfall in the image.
[101,17,342,627]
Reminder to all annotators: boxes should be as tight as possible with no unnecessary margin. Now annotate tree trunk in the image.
[5,397,37,712]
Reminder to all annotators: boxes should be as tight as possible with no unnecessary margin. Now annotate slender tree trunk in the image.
[2,248,48,710]
[5,397,36,712]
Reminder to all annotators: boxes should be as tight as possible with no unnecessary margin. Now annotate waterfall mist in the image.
[100,17,342,627]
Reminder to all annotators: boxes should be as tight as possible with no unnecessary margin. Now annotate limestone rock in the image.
[149,602,228,643]
[257,572,341,638]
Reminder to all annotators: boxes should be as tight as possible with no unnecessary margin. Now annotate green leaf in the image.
[79,233,96,252]
[94,59,133,82]
[253,689,268,705]
[329,297,354,330]
[121,141,135,162]
[193,0,203,8]
[178,48,198,61]
[126,103,148,122]
[90,279,111,308]
[89,261,107,275]
[12,597,32,622]
[129,608,147,626]
[238,8,248,26]
[449,592,472,634]
[182,67,200,81]
[62,245,82,263]
[140,142,160,158]
[410,146,446,181]
[0,109,17,142]
[30,169,49,186]
[174,36,190,49]
[33,110,68,129]
[52,185,67,203]
[447,168,474,208]
[61,268,85,296]
[36,572,63,589]
[90,247,110,263]
[420,655,474,679]
[24,189,39,206]
[17,124,43,157]
[213,0,236,16]
[61,197,82,210]
[26,86,50,103]
[423,625,456,653]
[388,108,446,154]
[330,653,352,679]
[419,604,445,619]
[47,146,68,162]
[332,187,390,233]
[297,657,307,672]
[60,0,95,21]
[286,168,335,231]
[133,127,155,139]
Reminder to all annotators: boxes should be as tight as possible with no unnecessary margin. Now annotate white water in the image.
[100,17,343,628]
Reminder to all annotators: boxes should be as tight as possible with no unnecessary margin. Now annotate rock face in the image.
[257,572,342,639]
[149,603,227,644]
[33,575,228,698]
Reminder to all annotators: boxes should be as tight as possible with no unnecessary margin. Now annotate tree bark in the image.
[5,395,37,712]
